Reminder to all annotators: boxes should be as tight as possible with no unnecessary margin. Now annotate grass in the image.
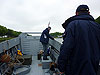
[0,37,13,42]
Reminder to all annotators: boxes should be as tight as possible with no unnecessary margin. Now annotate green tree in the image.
[6,29,13,37]
[0,25,8,37]
[95,16,100,24]
[12,31,21,37]
[6,29,21,37]
[50,32,62,38]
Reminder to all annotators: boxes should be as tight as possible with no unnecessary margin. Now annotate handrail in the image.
[0,37,20,53]
[0,37,21,75]
[49,39,61,52]
[49,39,62,62]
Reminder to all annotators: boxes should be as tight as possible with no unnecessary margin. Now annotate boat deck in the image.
[26,56,50,75]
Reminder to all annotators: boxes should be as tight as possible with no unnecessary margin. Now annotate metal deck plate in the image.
[26,56,50,75]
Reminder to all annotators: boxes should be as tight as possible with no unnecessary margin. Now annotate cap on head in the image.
[76,5,89,12]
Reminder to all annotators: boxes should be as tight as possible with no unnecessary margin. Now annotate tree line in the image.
[0,25,21,37]
[0,16,100,38]
[50,32,62,38]
[95,16,100,24]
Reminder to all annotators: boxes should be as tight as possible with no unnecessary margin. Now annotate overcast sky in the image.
[0,0,99,33]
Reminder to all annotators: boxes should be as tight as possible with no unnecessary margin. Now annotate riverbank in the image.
[0,37,13,42]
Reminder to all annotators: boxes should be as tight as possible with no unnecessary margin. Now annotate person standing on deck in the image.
[40,27,54,60]
[57,5,100,75]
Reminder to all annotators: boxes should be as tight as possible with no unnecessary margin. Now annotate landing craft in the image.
[0,32,100,75]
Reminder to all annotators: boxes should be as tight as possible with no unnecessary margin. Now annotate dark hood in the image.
[62,14,95,29]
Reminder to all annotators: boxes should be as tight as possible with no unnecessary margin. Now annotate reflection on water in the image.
[55,38,63,43]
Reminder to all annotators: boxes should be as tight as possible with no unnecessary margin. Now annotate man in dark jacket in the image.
[58,5,100,75]
[40,27,54,60]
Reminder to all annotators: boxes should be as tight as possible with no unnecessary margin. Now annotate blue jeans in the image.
[42,43,49,59]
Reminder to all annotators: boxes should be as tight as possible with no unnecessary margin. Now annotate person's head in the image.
[48,26,51,31]
[76,5,90,15]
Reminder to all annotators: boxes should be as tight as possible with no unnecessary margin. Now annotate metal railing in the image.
[49,39,61,62]
[0,37,21,75]
[0,37,20,53]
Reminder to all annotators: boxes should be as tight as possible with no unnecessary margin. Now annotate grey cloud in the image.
[0,0,99,32]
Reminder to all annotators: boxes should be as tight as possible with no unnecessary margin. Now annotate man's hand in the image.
[57,72,65,75]
[60,72,64,74]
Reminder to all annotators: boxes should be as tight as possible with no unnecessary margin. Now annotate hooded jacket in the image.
[40,28,54,44]
[58,14,100,75]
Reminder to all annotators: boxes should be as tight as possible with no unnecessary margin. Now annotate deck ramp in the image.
[20,33,43,56]
[26,56,50,75]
